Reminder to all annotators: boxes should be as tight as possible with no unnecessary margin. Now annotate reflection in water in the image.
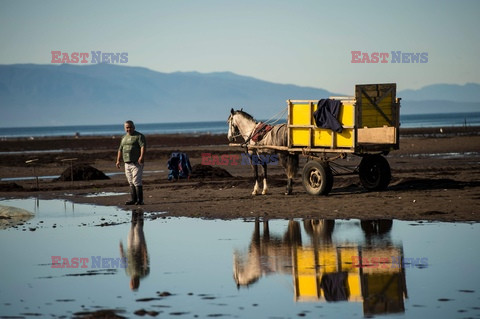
[0,204,34,229]
[234,219,407,317]
[120,209,150,290]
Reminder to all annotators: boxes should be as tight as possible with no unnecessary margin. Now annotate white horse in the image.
[227,108,299,195]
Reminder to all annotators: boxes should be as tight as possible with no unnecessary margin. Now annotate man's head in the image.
[124,120,135,135]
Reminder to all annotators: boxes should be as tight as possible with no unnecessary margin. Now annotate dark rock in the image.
[190,164,232,179]
[0,182,23,191]
[56,164,109,181]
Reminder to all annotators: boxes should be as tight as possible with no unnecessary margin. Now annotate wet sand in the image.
[0,127,479,222]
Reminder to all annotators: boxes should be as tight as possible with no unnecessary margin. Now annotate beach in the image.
[1,127,480,318]
[1,127,479,222]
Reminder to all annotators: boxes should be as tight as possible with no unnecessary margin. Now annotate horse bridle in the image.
[228,115,242,142]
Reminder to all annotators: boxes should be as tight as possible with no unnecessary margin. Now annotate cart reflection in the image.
[233,219,407,316]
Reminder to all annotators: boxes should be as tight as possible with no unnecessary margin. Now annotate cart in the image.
[232,83,400,196]
[288,83,400,195]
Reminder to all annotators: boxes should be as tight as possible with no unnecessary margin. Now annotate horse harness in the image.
[250,122,274,143]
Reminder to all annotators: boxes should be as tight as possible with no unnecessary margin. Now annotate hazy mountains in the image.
[0,64,335,127]
[0,64,479,127]
[398,83,480,115]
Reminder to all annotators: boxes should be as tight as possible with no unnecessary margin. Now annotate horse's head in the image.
[228,108,256,142]
[227,108,240,142]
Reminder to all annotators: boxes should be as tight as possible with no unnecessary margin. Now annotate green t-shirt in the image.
[119,131,146,163]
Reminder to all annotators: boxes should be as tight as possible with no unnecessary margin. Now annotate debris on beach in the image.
[72,308,126,319]
[56,164,110,181]
[189,164,232,179]
[0,182,23,191]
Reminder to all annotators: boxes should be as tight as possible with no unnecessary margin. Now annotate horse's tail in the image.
[280,152,299,179]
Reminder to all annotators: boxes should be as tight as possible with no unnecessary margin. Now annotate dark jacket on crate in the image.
[313,99,343,133]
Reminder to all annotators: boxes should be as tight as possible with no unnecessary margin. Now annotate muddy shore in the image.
[1,127,479,222]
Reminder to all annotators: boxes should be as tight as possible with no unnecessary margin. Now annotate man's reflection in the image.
[120,209,150,291]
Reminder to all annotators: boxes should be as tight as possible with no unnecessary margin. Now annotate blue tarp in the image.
[167,152,192,180]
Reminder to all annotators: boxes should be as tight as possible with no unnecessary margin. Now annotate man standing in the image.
[116,120,146,205]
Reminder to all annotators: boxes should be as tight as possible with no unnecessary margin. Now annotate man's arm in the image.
[116,150,122,168]
[138,146,145,164]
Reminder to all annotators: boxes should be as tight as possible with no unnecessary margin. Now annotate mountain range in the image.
[0,64,479,127]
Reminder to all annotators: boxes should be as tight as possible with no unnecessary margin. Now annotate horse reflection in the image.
[233,219,335,287]
[233,219,303,287]
[233,219,407,316]
[120,209,150,291]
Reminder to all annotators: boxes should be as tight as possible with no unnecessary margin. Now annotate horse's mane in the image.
[234,109,255,122]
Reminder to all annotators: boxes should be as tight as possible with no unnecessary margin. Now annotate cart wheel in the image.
[302,161,333,196]
[359,155,391,191]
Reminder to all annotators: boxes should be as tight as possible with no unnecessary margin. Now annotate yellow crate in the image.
[298,101,355,127]
[313,129,332,147]
[295,248,319,300]
[317,246,337,273]
[287,83,399,152]
[291,103,313,125]
[357,84,397,129]
[289,100,355,149]
[338,102,355,126]
[336,128,354,147]
[338,247,361,301]
[291,128,311,146]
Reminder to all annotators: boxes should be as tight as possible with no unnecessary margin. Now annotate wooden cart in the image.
[288,83,400,195]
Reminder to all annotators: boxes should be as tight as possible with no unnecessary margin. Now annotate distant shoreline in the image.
[1,111,480,139]
[0,125,479,143]
[399,125,480,136]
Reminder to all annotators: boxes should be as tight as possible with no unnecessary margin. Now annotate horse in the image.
[227,108,299,195]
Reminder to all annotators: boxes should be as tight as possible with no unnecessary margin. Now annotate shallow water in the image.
[0,170,165,182]
[0,198,479,318]
[1,172,113,182]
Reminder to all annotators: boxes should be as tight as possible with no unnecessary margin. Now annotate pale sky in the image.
[0,0,479,94]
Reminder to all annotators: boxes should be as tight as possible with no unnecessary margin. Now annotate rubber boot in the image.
[135,186,144,205]
[125,185,137,205]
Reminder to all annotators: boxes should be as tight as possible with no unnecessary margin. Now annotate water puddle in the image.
[65,192,129,198]
[0,198,478,318]
[0,170,165,182]
[1,175,60,182]
[0,149,66,155]
[399,151,480,159]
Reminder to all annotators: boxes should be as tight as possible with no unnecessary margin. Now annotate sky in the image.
[0,0,479,94]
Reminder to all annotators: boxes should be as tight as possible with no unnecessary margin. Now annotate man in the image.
[116,120,146,205]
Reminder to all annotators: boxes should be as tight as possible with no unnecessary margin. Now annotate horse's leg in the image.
[261,161,268,195]
[263,219,270,241]
[286,179,293,195]
[252,161,260,196]
[284,153,299,195]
